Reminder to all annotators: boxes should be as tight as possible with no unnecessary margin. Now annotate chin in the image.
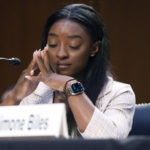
[58,71,73,76]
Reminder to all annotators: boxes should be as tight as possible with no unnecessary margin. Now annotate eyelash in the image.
[69,46,80,50]
[48,44,80,50]
[48,44,57,48]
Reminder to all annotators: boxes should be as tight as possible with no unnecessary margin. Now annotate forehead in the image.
[48,19,89,37]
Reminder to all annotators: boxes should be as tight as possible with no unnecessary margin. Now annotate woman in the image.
[2,4,135,138]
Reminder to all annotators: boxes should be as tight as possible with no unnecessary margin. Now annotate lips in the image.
[56,62,71,69]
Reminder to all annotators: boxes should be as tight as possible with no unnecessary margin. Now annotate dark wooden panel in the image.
[0,0,149,103]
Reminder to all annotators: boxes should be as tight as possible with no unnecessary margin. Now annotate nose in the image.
[56,45,68,59]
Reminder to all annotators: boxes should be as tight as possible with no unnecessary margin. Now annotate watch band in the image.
[65,82,84,97]
[63,78,76,93]
[63,79,84,98]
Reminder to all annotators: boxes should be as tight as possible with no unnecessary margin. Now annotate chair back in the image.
[129,103,150,135]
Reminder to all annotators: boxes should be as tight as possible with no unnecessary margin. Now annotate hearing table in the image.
[0,136,150,150]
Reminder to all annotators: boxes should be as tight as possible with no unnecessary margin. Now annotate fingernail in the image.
[33,50,36,54]
[45,44,48,49]
[30,70,34,75]
[35,50,38,54]
[25,75,31,79]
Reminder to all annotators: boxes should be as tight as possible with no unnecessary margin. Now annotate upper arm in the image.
[80,83,135,139]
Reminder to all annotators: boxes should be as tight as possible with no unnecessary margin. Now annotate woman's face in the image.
[47,19,94,77]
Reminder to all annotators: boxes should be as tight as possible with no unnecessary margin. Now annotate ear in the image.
[90,41,100,57]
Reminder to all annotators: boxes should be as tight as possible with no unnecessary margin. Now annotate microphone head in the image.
[8,57,21,66]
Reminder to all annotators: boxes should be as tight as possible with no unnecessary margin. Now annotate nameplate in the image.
[0,104,68,138]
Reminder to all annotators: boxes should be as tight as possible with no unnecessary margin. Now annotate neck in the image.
[73,64,90,83]
[73,70,85,82]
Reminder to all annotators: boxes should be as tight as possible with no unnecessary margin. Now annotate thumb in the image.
[25,75,42,82]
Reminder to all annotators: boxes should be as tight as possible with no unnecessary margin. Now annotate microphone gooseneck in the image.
[0,57,21,66]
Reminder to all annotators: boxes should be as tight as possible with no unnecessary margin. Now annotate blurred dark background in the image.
[0,0,149,104]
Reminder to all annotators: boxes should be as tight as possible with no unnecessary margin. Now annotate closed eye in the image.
[69,45,80,50]
[48,44,57,48]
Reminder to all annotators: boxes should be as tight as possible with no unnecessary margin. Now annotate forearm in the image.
[68,93,95,132]
[0,90,20,106]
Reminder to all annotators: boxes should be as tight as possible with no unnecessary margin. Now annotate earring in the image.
[90,54,95,57]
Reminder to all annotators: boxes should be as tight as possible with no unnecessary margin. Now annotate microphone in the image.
[0,57,21,66]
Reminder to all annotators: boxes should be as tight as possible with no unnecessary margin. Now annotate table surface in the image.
[0,136,150,150]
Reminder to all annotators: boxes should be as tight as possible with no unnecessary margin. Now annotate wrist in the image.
[8,89,21,104]
[1,90,20,105]
[63,78,77,92]
[7,90,16,100]
[63,79,84,98]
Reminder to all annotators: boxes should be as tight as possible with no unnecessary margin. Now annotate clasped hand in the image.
[5,46,72,105]
[24,46,72,95]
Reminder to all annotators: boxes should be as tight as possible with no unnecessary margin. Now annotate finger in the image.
[29,51,39,75]
[45,45,55,73]
[34,50,48,76]
[43,47,51,72]
[25,52,37,76]
[41,49,44,60]
[25,75,42,82]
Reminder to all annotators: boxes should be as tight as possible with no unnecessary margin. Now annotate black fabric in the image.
[0,136,150,150]
[129,104,150,136]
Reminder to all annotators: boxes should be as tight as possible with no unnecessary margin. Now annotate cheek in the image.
[48,51,55,63]
[71,53,90,70]
[47,51,56,71]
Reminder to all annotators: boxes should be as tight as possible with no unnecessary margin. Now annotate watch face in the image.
[71,82,84,93]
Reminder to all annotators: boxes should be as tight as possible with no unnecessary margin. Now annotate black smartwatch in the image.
[64,81,84,97]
